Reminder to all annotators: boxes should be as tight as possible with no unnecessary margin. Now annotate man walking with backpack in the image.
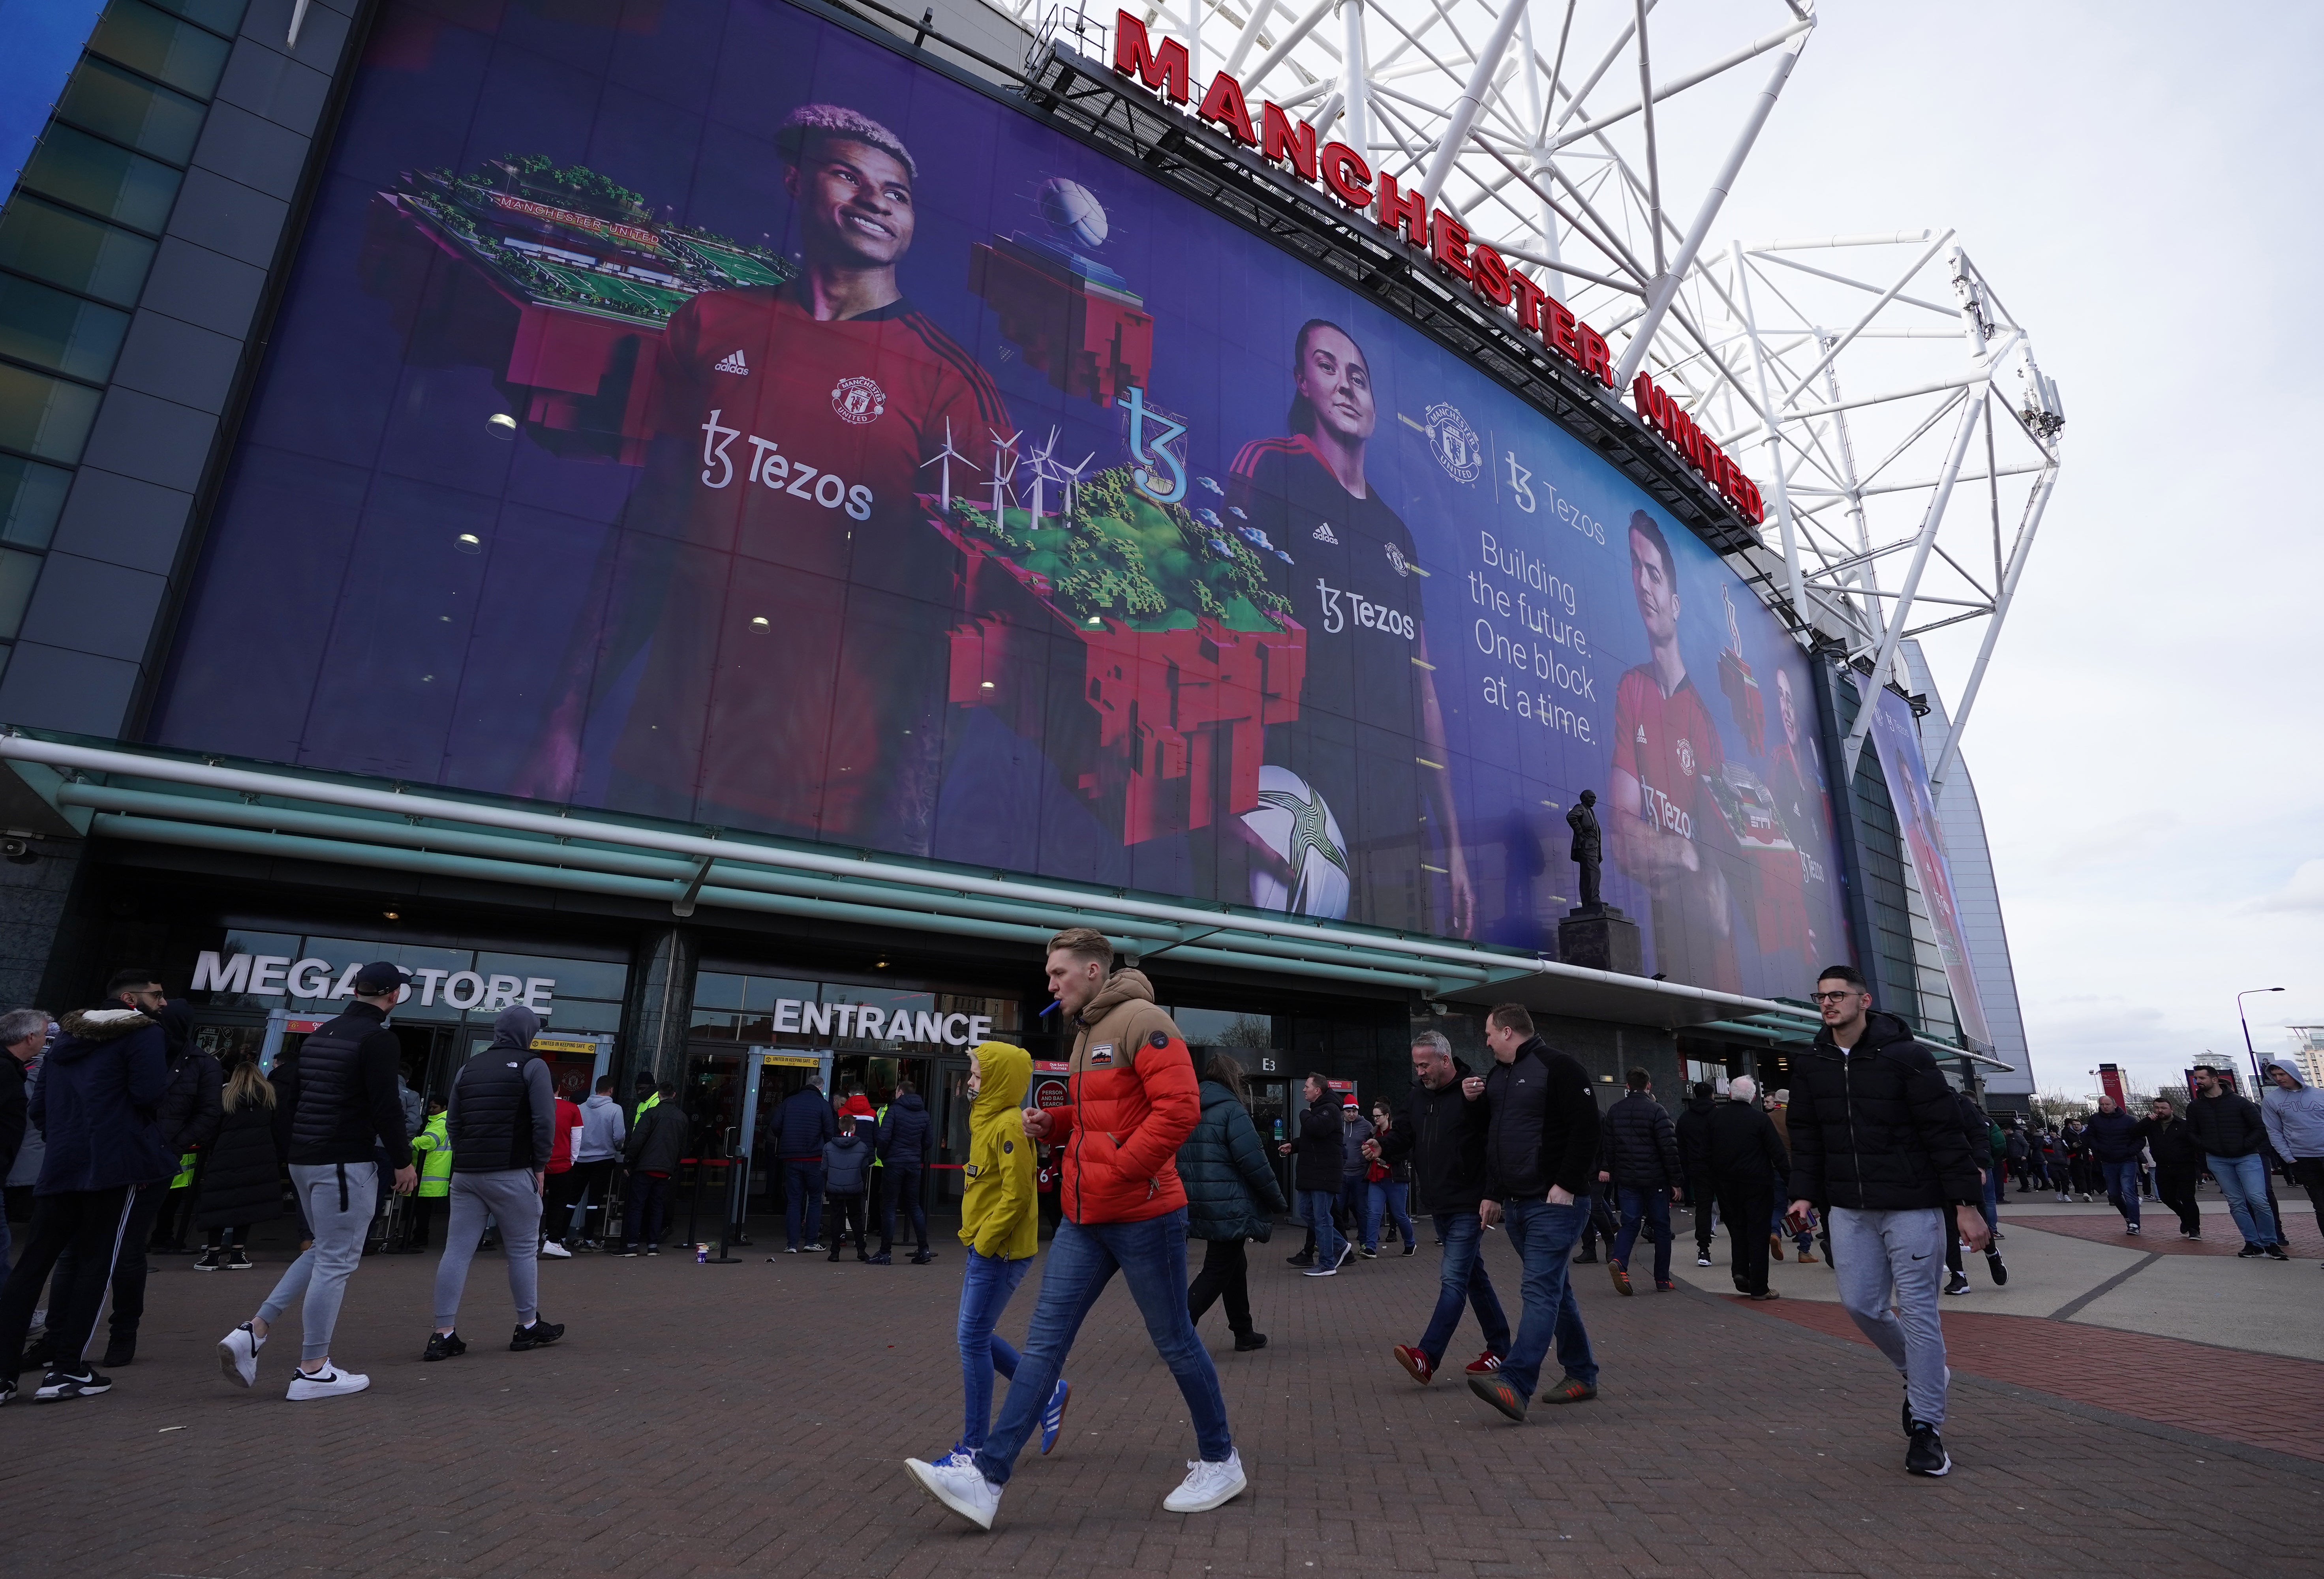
[1785,965,1988,1477]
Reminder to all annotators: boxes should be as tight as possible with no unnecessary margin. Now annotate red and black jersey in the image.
[1611,666,1725,846]
[609,287,1010,839]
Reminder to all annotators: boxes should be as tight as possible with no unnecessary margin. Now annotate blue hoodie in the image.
[2260,1060,2324,1160]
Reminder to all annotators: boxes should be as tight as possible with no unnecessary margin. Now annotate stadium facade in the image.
[0,0,2051,1196]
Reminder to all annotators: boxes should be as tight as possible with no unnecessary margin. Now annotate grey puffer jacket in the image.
[1177,1080,1287,1241]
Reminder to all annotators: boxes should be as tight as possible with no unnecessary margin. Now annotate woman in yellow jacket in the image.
[937,1041,1071,1468]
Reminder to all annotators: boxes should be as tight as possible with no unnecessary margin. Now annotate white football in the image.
[1241,765,1351,919]
[1038,178,1108,251]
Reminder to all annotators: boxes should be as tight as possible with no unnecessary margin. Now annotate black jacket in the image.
[2082,1108,2143,1164]
[1707,1098,1787,1189]
[0,1050,29,1179]
[1291,1095,1342,1194]
[878,1091,934,1167]
[283,1001,413,1169]
[34,1007,174,1193]
[447,1009,554,1173]
[156,1044,224,1156]
[2184,1090,2266,1159]
[624,1101,687,1174]
[1674,1092,1715,1178]
[1177,1080,1287,1241]
[194,1099,285,1230]
[1380,1061,1491,1213]
[772,1086,837,1159]
[1954,1092,1996,1173]
[1600,1090,1682,1189]
[1481,1037,1600,1201]
[2139,1114,2201,1168]
[1786,1011,1980,1211]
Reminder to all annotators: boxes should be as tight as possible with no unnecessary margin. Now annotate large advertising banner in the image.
[1862,683,1990,1045]
[151,0,1850,999]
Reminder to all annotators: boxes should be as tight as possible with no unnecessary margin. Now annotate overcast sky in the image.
[1695,1,2324,1095]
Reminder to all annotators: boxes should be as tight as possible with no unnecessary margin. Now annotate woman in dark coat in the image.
[1179,1054,1289,1351]
[193,1054,283,1271]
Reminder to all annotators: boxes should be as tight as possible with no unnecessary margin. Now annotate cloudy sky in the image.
[1697,1,2324,1094]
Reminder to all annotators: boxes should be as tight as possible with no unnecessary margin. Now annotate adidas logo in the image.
[713,349,749,375]
[1312,521,1339,544]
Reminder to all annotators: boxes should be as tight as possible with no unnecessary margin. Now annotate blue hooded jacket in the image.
[35,1006,172,1194]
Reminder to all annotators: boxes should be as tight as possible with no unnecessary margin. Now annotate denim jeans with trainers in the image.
[972,1208,1230,1488]
[1498,1196,1596,1399]
[2100,1160,2142,1228]
[2206,1152,2278,1247]
[1298,1189,1343,1267]
[1612,1186,1673,1283]
[955,1248,1032,1452]
[1417,1210,1508,1370]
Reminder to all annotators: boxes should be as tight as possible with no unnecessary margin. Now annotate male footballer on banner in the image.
[520,105,1010,852]
[1228,319,1473,937]
[1607,510,1741,992]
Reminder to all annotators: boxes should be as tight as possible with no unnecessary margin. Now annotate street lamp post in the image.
[2237,987,2286,1093]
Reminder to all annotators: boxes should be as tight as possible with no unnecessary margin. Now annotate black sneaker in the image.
[225,1247,253,1270]
[2265,1245,2291,1261]
[1985,1250,2009,1286]
[1905,1422,1950,1477]
[100,1338,135,1368]
[2237,1244,2267,1258]
[32,1367,111,1403]
[1359,1248,1378,1260]
[1285,1253,1314,1268]
[1571,1249,1597,1265]
[1401,1243,1417,1257]
[1233,1331,1269,1352]
[423,1331,467,1362]
[1944,1271,1971,1296]
[194,1247,223,1271]
[0,1378,14,1406]
[866,1253,893,1265]
[511,1318,565,1352]
[910,1251,936,1265]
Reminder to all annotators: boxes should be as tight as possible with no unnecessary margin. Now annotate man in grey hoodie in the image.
[424,1006,563,1360]
[2260,1056,2324,1251]
[567,1075,627,1249]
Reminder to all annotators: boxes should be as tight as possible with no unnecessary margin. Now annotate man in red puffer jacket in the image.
[904,928,1246,1531]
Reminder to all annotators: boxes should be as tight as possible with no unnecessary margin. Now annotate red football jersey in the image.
[611,287,1010,837]
[1611,666,1725,844]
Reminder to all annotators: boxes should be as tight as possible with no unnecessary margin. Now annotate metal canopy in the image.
[0,732,1796,1029]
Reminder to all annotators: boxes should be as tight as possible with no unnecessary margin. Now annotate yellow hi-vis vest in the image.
[411,1113,453,1197]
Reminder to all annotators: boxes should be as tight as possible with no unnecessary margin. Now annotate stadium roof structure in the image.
[991,0,2063,786]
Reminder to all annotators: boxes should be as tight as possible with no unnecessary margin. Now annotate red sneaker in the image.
[1392,1344,1434,1385]
[1463,1350,1503,1376]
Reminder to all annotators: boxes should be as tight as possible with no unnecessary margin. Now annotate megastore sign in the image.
[157,0,1851,1004]
[192,951,559,1010]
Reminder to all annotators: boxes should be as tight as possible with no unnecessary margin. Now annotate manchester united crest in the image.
[1423,401,1483,484]
[1675,736,1697,776]
[830,375,886,425]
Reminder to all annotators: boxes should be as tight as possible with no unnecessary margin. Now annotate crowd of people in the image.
[1,939,2315,1517]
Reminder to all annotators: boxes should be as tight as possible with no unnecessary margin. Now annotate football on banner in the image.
[1241,765,1350,919]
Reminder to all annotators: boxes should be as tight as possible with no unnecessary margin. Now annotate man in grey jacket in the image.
[2261,1056,2324,1251]
[424,1005,564,1360]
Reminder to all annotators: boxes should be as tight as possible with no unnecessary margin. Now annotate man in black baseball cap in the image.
[218,961,416,1401]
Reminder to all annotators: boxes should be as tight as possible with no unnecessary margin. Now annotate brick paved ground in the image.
[5,1220,2318,1579]
[2017,1208,2324,1259]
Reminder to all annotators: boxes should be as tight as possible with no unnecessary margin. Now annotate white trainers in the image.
[1163,1450,1248,1513]
[540,1240,574,1259]
[905,1455,1001,1530]
[286,1365,370,1401]
[219,1322,264,1388]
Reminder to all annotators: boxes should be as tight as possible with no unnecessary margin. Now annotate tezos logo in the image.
[1424,401,1483,484]
[831,376,886,424]
[1117,386,1188,504]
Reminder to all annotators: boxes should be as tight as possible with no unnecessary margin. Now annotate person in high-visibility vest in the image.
[401,1100,453,1252]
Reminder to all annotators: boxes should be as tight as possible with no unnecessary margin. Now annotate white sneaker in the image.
[286,1365,371,1401]
[540,1240,573,1258]
[1163,1450,1248,1513]
[219,1323,264,1389]
[904,1455,1001,1530]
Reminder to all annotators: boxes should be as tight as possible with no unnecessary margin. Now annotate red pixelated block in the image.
[968,243,1153,407]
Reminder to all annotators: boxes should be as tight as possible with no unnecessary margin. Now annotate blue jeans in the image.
[1417,1210,1508,1369]
[1364,1181,1413,1251]
[1979,1169,1999,1236]
[783,1161,824,1250]
[972,1209,1230,1488]
[2207,1153,2278,1247]
[1299,1189,1344,1267]
[955,1249,1032,1453]
[2101,1160,2141,1227]
[1613,1186,1673,1283]
[1499,1197,1596,1397]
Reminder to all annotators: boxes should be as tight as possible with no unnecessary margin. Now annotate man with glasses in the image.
[1785,966,1987,1478]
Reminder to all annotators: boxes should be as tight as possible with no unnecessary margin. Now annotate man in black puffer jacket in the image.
[1596,1068,1682,1295]
[427,1004,561,1360]
[1673,1084,1718,1265]
[1382,1032,1509,1386]
[1786,966,1986,1479]
[1278,1076,1345,1272]
[877,1080,937,1264]
[219,962,417,1403]
[0,968,174,1404]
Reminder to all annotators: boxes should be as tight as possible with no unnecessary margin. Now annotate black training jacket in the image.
[1379,1060,1491,1214]
[1786,1011,1980,1211]
[1599,1089,1682,1189]
[1674,1093,1715,1177]
[1481,1037,1600,1202]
